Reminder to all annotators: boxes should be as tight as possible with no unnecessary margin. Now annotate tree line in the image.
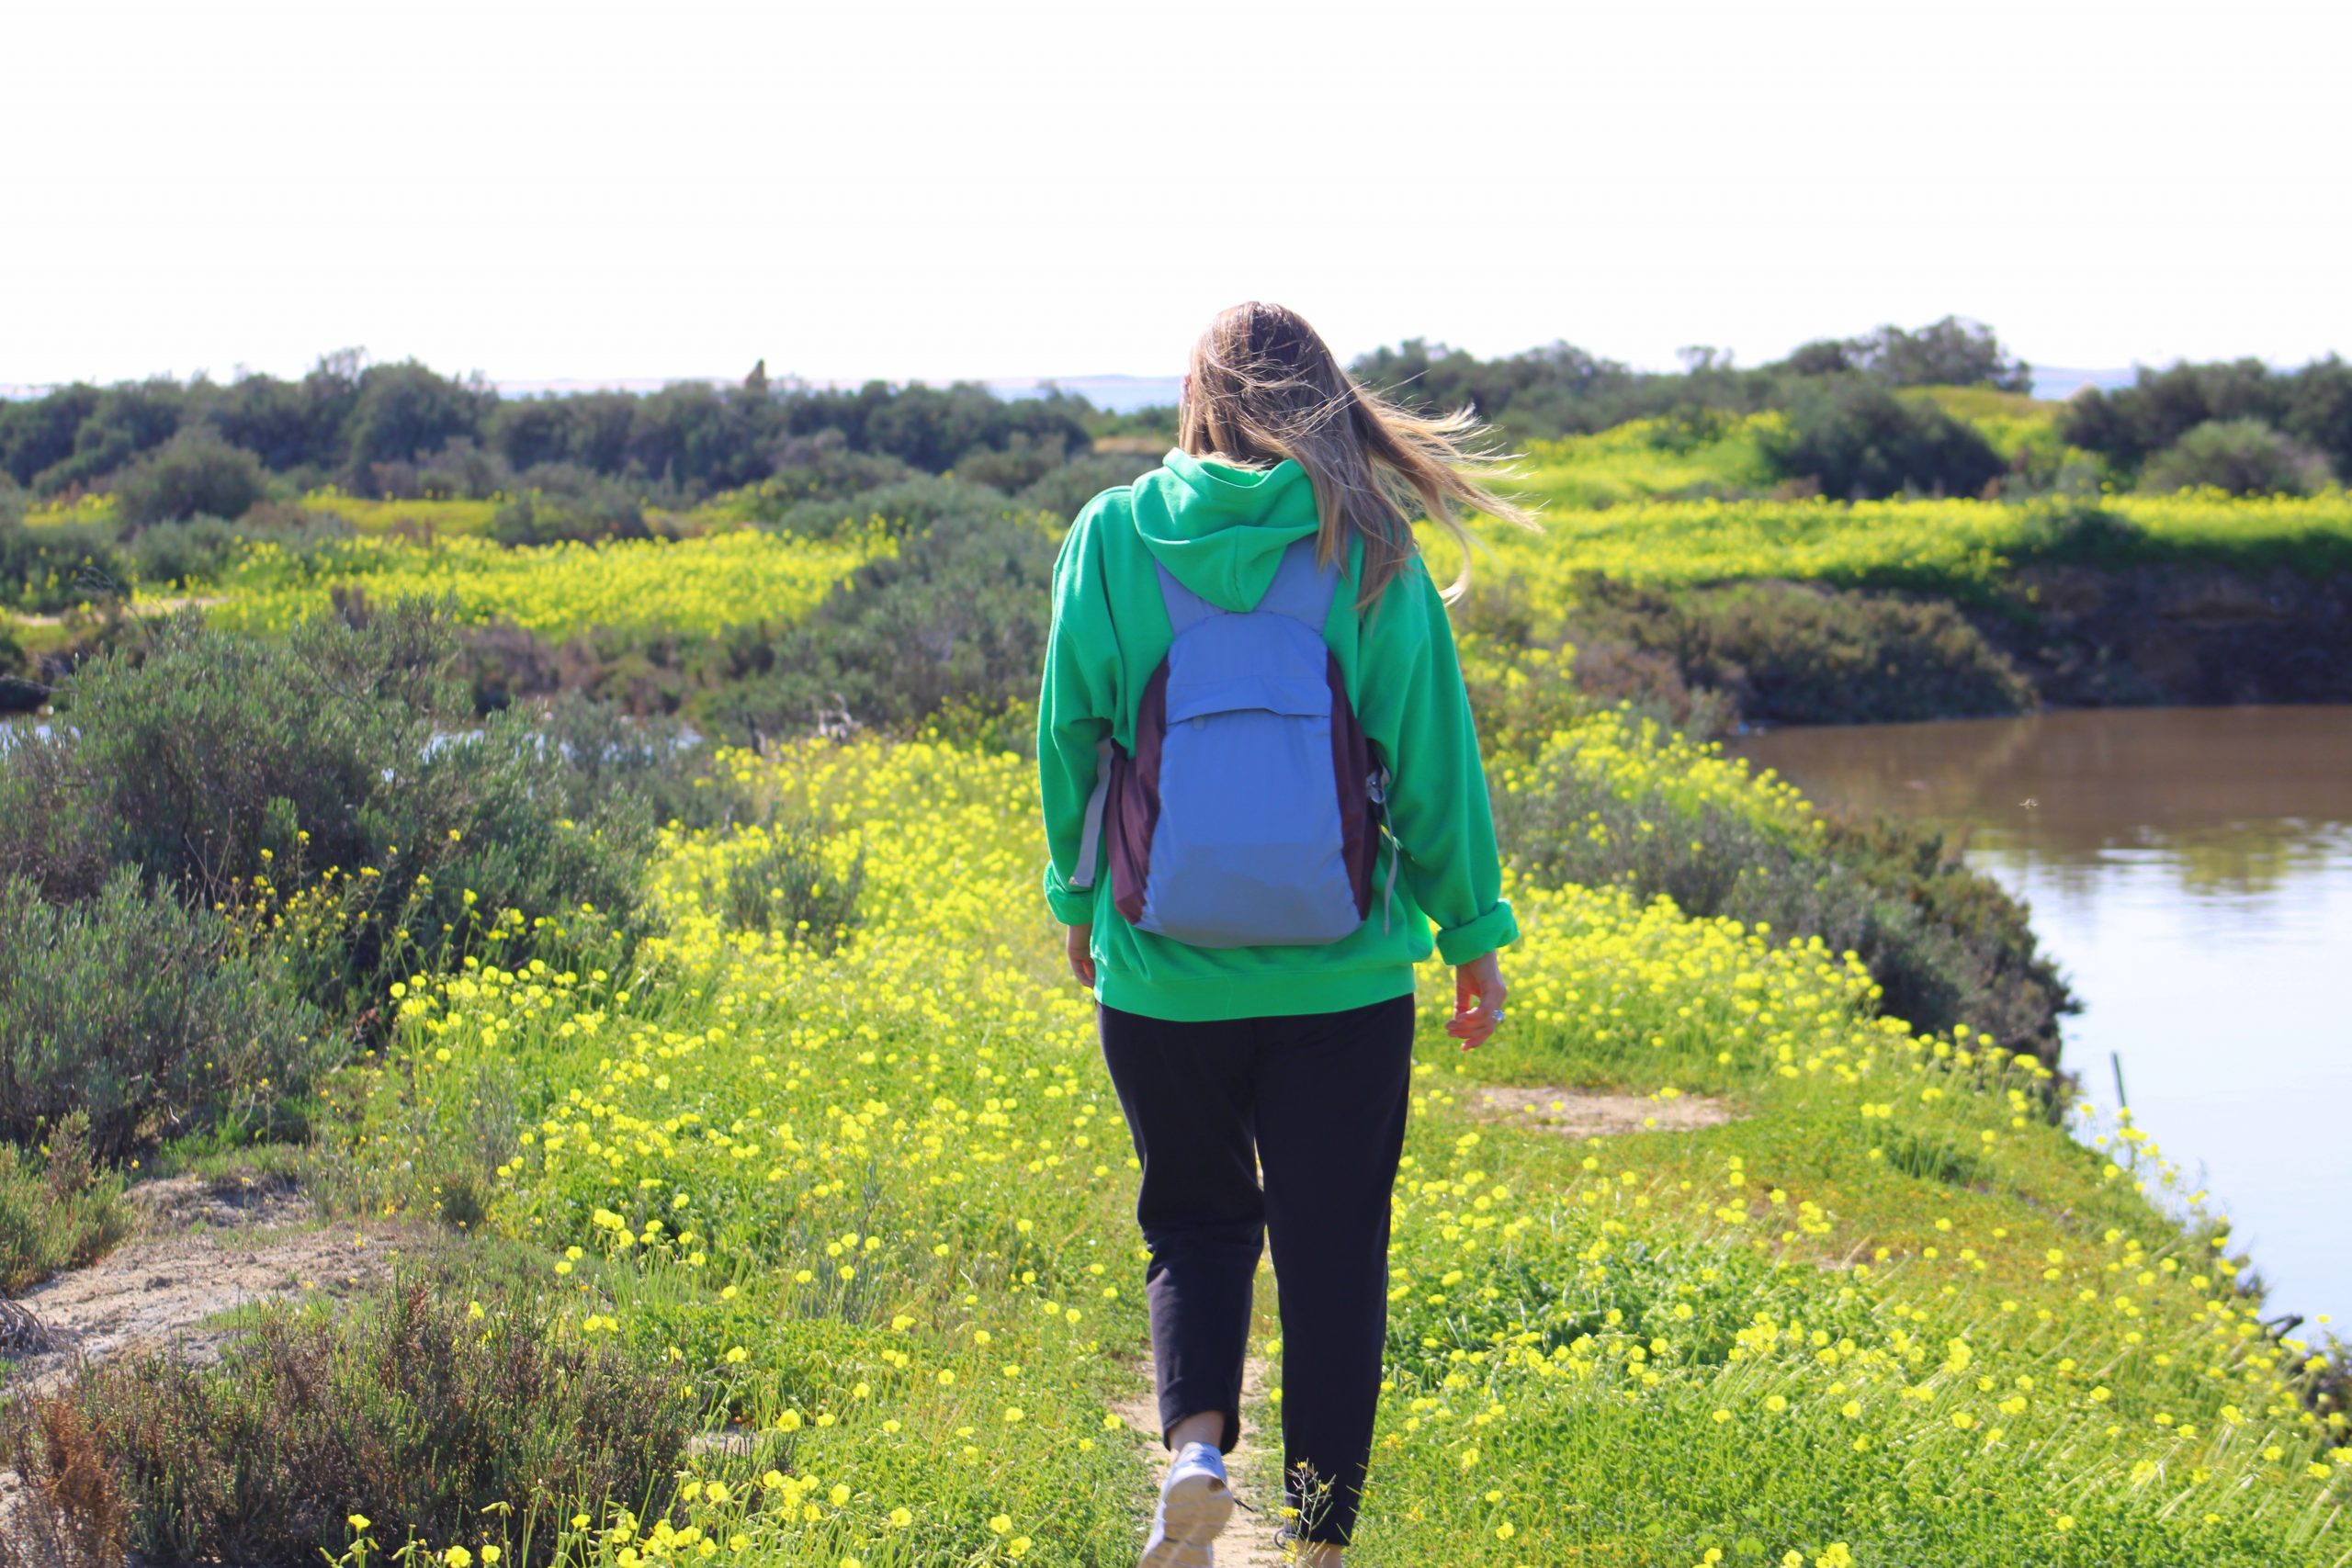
[0,354,1104,506]
[6,320,2348,523]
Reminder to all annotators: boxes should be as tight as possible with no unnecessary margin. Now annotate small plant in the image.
[10,1270,694,1567]
[0,1396,129,1568]
[721,818,865,951]
[0,1111,134,1292]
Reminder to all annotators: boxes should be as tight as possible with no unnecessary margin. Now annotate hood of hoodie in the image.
[1127,446,1322,611]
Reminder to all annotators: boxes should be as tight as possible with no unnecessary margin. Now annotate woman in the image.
[1035,301,1539,1567]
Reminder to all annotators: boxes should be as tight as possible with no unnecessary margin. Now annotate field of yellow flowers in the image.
[1437,487,2352,626]
[344,726,2345,1568]
[203,522,895,640]
[189,483,2350,651]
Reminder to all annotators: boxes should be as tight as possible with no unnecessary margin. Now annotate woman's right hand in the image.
[1448,951,1507,1051]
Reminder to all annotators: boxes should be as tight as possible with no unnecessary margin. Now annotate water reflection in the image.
[1732,705,2352,1332]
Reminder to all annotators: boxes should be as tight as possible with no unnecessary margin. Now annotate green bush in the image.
[0,870,328,1160]
[535,689,741,830]
[702,502,1058,741]
[1489,756,2072,1062]
[2136,417,2333,496]
[6,1273,693,1567]
[2059,355,2352,481]
[0,517,127,613]
[111,432,268,525]
[34,605,461,906]
[719,819,865,950]
[948,431,1069,492]
[718,432,922,514]
[0,618,38,713]
[1762,379,2006,500]
[758,473,1013,542]
[123,515,245,590]
[0,1112,133,1293]
[0,604,654,1022]
[1014,450,1159,521]
[488,482,653,546]
[1561,576,2037,726]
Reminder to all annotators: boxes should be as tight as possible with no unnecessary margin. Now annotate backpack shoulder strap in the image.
[1153,558,1222,638]
[1255,533,1341,626]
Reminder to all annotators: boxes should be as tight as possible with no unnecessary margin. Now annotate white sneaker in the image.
[1141,1438,1234,1568]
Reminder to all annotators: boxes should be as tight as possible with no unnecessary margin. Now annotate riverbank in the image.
[1733,705,2352,1337]
[1442,488,2352,730]
[1478,558,2352,732]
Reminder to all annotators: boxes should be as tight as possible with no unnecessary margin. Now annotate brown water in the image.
[1731,705,2352,1334]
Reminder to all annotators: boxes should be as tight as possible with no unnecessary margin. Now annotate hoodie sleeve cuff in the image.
[1046,883,1097,926]
[1435,900,1519,966]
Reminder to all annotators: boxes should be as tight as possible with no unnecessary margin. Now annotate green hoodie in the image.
[1035,446,1518,1021]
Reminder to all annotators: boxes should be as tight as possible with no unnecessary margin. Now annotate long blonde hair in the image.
[1177,301,1542,614]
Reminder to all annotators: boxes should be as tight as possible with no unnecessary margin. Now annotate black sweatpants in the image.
[1096,990,1417,1547]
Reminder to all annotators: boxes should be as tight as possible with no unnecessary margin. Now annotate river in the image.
[1730,705,2352,1336]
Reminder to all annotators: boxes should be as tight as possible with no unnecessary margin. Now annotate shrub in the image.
[0,1123,132,1297]
[719,819,865,950]
[0,869,328,1160]
[1,604,654,1022]
[1014,450,1160,521]
[949,431,1069,492]
[45,605,462,906]
[702,502,1058,741]
[0,1396,128,1568]
[759,473,1013,542]
[2058,355,2352,480]
[488,486,653,547]
[111,432,268,525]
[0,517,127,613]
[0,619,38,713]
[1561,576,2037,726]
[1488,746,2072,1061]
[2136,417,2333,497]
[5,1273,693,1567]
[0,724,108,896]
[123,514,245,589]
[536,688,741,830]
[0,1112,133,1293]
[765,438,924,500]
[1780,316,2032,392]
[1762,379,2006,500]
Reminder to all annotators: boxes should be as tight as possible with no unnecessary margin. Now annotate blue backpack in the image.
[1069,534,1398,947]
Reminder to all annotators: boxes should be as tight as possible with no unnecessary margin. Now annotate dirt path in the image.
[0,1173,402,1396]
[1102,1089,1738,1564]
[5,594,222,630]
[1114,1348,1285,1566]
[1469,1083,1738,1137]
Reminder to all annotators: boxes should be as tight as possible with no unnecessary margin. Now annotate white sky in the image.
[2,0,2346,390]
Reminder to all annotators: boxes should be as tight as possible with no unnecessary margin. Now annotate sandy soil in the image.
[1469,1083,1739,1137]
[1115,1350,1284,1567]
[1,1172,415,1562]
[1,1173,399,1397]
[4,594,222,630]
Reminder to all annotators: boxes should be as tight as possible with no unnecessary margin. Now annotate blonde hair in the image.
[1178,300,1542,614]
